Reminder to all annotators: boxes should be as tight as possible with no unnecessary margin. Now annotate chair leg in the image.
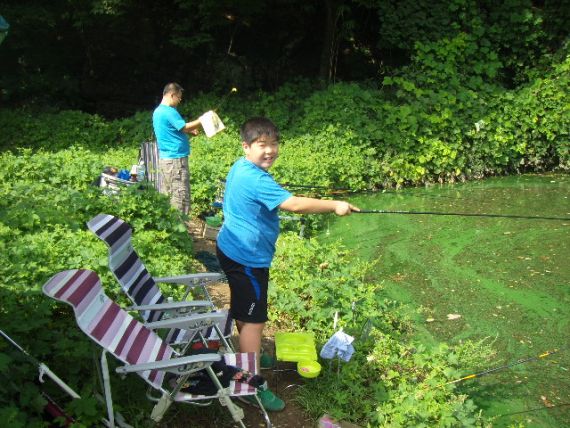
[101,351,116,428]
[150,370,194,421]
[214,324,235,352]
[205,366,248,427]
[253,395,273,428]
[150,393,174,423]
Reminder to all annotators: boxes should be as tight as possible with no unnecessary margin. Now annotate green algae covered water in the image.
[321,174,570,427]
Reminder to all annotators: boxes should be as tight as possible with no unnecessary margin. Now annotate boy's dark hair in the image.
[163,82,183,96]
[240,117,280,144]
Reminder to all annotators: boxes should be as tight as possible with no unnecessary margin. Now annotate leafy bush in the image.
[467,53,570,173]
[0,142,198,425]
[270,234,494,426]
[0,40,566,423]
[297,335,494,426]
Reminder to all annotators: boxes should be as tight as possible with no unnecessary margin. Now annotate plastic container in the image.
[297,360,321,378]
[275,332,317,362]
[137,163,145,181]
[117,169,131,181]
[205,216,223,228]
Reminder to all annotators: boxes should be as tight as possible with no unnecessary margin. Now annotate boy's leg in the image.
[236,320,265,374]
[216,246,285,411]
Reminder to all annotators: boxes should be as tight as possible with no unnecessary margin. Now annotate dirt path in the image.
[185,220,315,428]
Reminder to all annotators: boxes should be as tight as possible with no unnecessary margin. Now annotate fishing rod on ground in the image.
[353,209,570,221]
[0,328,132,427]
[0,329,81,399]
[1,328,79,424]
[437,348,563,388]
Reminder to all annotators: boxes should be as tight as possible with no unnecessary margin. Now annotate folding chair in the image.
[86,213,234,352]
[42,269,271,427]
[139,140,161,192]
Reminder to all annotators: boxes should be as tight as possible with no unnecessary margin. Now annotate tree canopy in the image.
[1,0,568,117]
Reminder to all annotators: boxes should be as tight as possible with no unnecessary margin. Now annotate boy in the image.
[216,117,358,411]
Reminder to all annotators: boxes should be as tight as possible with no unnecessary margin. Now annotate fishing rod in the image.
[213,87,238,112]
[354,209,570,221]
[282,183,352,191]
[497,402,570,418]
[214,179,523,210]
[283,184,528,209]
[0,328,81,400]
[438,348,562,388]
[1,328,132,427]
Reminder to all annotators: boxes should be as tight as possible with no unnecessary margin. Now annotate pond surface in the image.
[321,174,570,427]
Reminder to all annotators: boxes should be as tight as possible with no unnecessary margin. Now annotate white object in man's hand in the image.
[199,110,226,138]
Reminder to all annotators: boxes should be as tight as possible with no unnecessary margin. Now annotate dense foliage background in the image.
[0,0,568,426]
[1,0,569,116]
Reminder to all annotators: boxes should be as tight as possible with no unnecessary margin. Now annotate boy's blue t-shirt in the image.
[152,104,189,159]
[217,158,292,268]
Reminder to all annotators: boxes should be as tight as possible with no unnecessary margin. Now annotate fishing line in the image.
[438,348,563,388]
[284,184,445,200]
[354,209,570,221]
[497,402,570,418]
[286,185,534,214]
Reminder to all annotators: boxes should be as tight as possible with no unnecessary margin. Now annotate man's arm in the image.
[279,196,359,216]
[182,118,201,135]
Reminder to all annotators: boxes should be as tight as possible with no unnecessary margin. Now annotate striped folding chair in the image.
[42,269,270,428]
[139,140,161,192]
[86,213,234,352]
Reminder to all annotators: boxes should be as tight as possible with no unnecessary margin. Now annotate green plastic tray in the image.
[275,332,317,362]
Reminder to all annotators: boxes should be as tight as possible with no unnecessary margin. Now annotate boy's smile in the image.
[243,138,279,170]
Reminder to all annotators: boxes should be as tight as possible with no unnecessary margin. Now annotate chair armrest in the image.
[116,353,221,375]
[154,273,224,288]
[145,311,226,331]
[129,300,213,312]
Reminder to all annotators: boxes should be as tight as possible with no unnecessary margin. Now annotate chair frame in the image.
[86,213,234,353]
[42,269,271,428]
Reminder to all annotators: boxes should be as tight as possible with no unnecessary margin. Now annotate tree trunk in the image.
[319,0,342,84]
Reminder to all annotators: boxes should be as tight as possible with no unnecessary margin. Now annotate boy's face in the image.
[243,137,279,170]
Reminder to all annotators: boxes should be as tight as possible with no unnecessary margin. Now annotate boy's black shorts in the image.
[216,246,269,323]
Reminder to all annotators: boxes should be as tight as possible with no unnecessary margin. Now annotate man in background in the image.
[152,82,201,215]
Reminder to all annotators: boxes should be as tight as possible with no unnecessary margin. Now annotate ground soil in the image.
[183,220,316,428]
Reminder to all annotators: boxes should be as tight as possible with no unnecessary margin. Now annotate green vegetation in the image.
[322,175,570,427]
[1,68,567,423]
[1,1,568,425]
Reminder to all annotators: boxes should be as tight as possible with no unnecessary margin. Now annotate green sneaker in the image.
[257,388,285,412]
[241,388,285,412]
[260,353,276,369]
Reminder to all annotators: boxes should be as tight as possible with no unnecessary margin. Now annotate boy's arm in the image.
[279,196,359,216]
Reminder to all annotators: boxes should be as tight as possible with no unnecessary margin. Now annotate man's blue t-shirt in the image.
[152,104,189,159]
[217,158,292,268]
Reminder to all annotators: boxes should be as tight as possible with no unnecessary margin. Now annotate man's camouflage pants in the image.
[159,156,190,215]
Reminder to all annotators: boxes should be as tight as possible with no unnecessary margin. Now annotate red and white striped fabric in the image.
[43,269,258,400]
[175,352,258,401]
[43,269,173,389]
[86,213,233,345]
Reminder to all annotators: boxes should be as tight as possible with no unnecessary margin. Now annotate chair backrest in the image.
[42,269,173,390]
[139,141,161,192]
[87,214,165,324]
[87,213,228,346]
